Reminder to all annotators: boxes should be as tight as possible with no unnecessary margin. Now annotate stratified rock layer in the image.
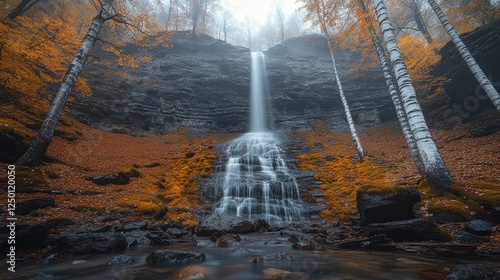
[69,32,393,134]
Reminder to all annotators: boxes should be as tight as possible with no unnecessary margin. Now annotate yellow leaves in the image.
[140,56,153,63]
[397,35,446,94]
[295,121,399,221]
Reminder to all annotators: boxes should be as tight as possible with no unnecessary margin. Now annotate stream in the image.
[2,232,498,279]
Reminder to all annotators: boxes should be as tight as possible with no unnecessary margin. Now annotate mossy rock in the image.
[427,199,473,224]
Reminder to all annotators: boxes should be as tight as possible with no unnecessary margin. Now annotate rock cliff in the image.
[69,32,394,134]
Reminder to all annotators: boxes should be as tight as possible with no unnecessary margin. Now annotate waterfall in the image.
[213,52,304,225]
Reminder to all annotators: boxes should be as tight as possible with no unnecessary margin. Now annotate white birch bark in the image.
[17,0,115,166]
[357,0,424,174]
[372,0,454,192]
[427,0,500,113]
[325,35,366,159]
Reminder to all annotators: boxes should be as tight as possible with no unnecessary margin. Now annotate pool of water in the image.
[1,232,498,279]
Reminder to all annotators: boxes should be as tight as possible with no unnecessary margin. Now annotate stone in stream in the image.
[253,252,293,262]
[356,186,420,225]
[52,233,128,254]
[446,264,500,280]
[453,231,490,244]
[263,268,309,280]
[195,213,269,236]
[16,197,56,215]
[176,265,214,279]
[105,255,135,266]
[146,250,206,264]
[215,234,241,248]
[465,219,492,236]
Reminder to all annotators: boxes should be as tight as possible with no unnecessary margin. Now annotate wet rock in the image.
[123,221,148,231]
[263,268,309,280]
[365,218,446,242]
[7,273,55,280]
[446,264,500,280]
[90,172,130,185]
[195,213,269,236]
[338,234,392,249]
[356,186,420,225]
[177,265,214,279]
[16,197,56,215]
[253,252,293,262]
[215,234,241,248]
[454,231,490,244]
[146,249,206,264]
[53,233,127,254]
[392,243,476,255]
[465,220,492,236]
[124,269,161,280]
[286,231,326,251]
[166,227,184,238]
[231,246,250,255]
[106,255,135,266]
[0,219,72,250]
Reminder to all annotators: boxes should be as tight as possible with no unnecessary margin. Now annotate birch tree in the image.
[305,0,366,159]
[16,0,116,166]
[372,0,454,192]
[427,0,500,113]
[357,0,424,174]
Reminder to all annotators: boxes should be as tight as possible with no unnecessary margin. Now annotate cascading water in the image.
[214,52,304,225]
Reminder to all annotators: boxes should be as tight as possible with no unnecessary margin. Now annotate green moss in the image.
[451,181,500,208]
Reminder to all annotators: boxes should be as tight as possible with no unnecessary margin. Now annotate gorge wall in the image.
[69,32,394,135]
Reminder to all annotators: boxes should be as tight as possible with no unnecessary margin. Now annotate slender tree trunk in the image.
[17,0,114,166]
[7,0,43,20]
[358,0,425,173]
[325,34,366,159]
[427,0,500,113]
[372,0,454,192]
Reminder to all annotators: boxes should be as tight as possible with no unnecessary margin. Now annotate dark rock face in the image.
[195,213,269,236]
[105,255,135,266]
[146,249,206,264]
[446,264,500,280]
[69,32,393,134]
[16,197,56,215]
[53,233,127,254]
[428,19,500,135]
[364,218,446,242]
[356,187,420,225]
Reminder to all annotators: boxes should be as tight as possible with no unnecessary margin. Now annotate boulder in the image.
[356,186,420,225]
[91,172,130,185]
[365,218,447,242]
[0,219,72,251]
[215,235,241,248]
[231,246,250,255]
[195,213,269,236]
[53,233,127,254]
[177,265,214,279]
[123,221,148,231]
[465,220,492,236]
[453,231,489,244]
[146,250,206,264]
[263,268,309,280]
[16,197,56,215]
[105,255,135,266]
[446,264,499,280]
[253,252,293,262]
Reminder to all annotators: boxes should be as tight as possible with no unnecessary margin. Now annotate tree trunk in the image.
[16,0,114,166]
[7,0,43,20]
[325,34,366,159]
[372,0,454,192]
[358,0,425,174]
[427,0,500,113]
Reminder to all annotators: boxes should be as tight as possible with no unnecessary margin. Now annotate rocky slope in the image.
[69,32,393,134]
